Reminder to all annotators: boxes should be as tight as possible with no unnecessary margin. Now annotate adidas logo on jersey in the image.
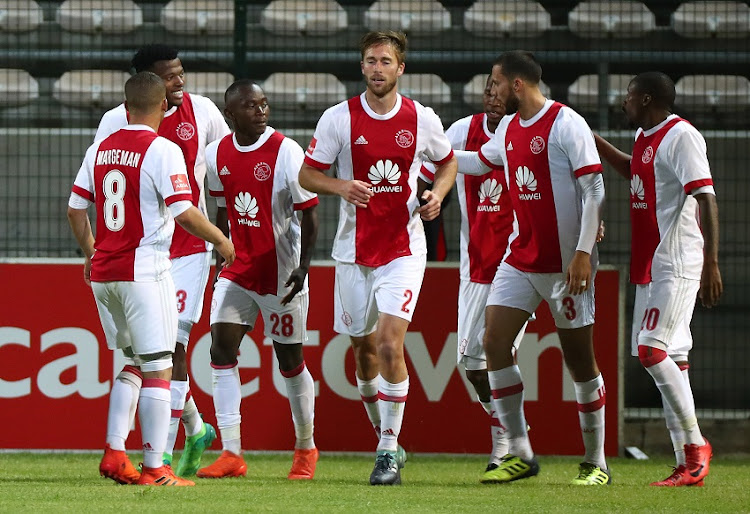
[515,166,541,200]
[631,174,648,209]
[354,135,369,145]
[506,141,513,151]
[234,192,261,226]
[219,166,231,176]
[368,159,403,193]
[477,178,502,212]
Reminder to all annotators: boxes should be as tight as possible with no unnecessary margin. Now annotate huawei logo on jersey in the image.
[395,129,414,148]
[234,192,260,226]
[641,146,654,164]
[254,162,272,181]
[176,122,195,141]
[515,166,541,200]
[530,136,546,155]
[477,178,502,212]
[631,174,648,209]
[368,160,403,193]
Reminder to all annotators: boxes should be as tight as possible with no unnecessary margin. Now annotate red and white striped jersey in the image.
[479,100,603,273]
[304,93,453,267]
[206,127,319,296]
[629,114,714,284]
[69,125,193,282]
[421,113,513,284]
[95,93,230,259]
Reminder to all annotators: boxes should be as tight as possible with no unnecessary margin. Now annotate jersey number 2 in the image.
[103,169,126,231]
[401,290,413,313]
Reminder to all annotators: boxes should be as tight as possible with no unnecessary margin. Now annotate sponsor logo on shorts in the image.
[515,166,540,200]
[368,160,403,193]
[395,129,414,148]
[176,122,195,141]
[341,311,352,327]
[458,338,468,354]
[630,174,647,209]
[234,192,260,227]
[477,178,502,211]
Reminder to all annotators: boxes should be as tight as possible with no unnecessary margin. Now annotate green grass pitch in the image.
[1,453,748,512]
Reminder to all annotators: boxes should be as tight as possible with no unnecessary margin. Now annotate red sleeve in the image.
[433,149,454,166]
[303,155,332,170]
[165,193,193,205]
[684,178,713,194]
[294,197,320,211]
[71,185,94,202]
[574,164,603,178]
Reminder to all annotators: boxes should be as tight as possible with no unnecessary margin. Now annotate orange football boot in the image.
[196,450,247,478]
[288,448,319,480]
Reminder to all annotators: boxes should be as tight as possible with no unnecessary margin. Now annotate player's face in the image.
[489,64,519,115]
[150,58,185,108]
[225,85,269,139]
[483,77,505,125]
[361,43,404,99]
[622,81,646,127]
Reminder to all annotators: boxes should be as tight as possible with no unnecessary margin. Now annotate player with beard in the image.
[299,31,457,485]
[455,50,610,485]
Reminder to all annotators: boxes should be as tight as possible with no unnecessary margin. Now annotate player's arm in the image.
[282,204,319,306]
[212,206,229,283]
[66,207,95,286]
[594,133,631,180]
[299,163,373,208]
[696,193,722,307]
[175,205,235,267]
[418,156,457,221]
[566,173,605,295]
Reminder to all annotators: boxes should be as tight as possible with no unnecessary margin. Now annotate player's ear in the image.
[642,94,652,107]
[161,98,168,112]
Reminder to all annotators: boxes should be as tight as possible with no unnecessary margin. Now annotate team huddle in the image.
[67,33,722,488]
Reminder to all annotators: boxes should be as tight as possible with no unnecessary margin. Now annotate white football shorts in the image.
[210,277,308,345]
[457,279,527,370]
[92,276,177,357]
[170,251,211,325]
[632,277,699,361]
[333,254,427,337]
[487,262,595,329]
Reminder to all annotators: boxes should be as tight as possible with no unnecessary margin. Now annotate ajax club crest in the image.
[176,122,195,141]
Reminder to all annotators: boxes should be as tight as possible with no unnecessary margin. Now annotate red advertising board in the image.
[0,261,621,455]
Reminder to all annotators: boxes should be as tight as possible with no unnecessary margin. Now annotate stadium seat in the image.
[463,73,550,109]
[0,69,38,106]
[53,70,130,109]
[675,75,750,111]
[56,0,143,34]
[364,0,450,34]
[568,1,655,38]
[261,0,347,36]
[161,0,233,35]
[398,74,450,105]
[0,0,43,32]
[672,1,750,38]
[464,0,551,38]
[262,73,346,110]
[567,74,633,111]
[188,72,235,108]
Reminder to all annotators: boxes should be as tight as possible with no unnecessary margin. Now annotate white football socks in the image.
[574,374,607,470]
[356,374,381,439]
[106,365,142,451]
[138,378,171,469]
[212,364,242,455]
[488,366,533,461]
[376,377,409,453]
[281,363,316,450]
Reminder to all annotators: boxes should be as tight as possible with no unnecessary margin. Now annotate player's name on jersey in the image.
[96,149,142,168]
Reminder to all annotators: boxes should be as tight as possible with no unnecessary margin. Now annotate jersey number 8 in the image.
[103,169,126,232]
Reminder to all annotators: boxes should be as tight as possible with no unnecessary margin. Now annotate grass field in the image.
[1,452,748,512]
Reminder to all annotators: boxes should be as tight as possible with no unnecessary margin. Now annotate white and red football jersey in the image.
[95,93,230,259]
[206,127,319,296]
[421,113,513,284]
[629,114,714,284]
[479,99,603,273]
[69,125,193,282]
[304,93,454,267]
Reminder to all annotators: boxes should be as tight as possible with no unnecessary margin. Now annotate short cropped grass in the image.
[0,453,748,512]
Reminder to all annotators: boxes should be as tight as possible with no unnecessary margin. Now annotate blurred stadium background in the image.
[0,0,747,452]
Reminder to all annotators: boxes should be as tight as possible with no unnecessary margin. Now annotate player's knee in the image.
[465,368,489,391]
[638,344,668,368]
[139,352,173,373]
[377,338,404,364]
[275,343,304,371]
[210,340,239,366]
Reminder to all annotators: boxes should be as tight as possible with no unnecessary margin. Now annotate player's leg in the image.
[546,272,610,485]
[168,253,214,473]
[638,277,709,486]
[481,263,541,483]
[197,279,252,478]
[351,333,381,438]
[265,291,318,480]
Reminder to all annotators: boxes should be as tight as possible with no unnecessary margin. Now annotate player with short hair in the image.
[299,30,457,486]
[455,50,610,485]
[68,71,235,486]
[595,72,720,487]
[95,44,231,478]
[196,80,320,480]
[420,75,528,479]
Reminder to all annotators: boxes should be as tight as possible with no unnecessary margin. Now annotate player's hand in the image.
[418,190,442,221]
[339,180,373,208]
[216,238,236,268]
[281,266,308,305]
[83,255,92,287]
[596,220,605,243]
[698,260,722,308]
[565,250,592,295]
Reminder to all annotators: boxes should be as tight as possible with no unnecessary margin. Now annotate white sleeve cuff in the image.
[168,200,193,218]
